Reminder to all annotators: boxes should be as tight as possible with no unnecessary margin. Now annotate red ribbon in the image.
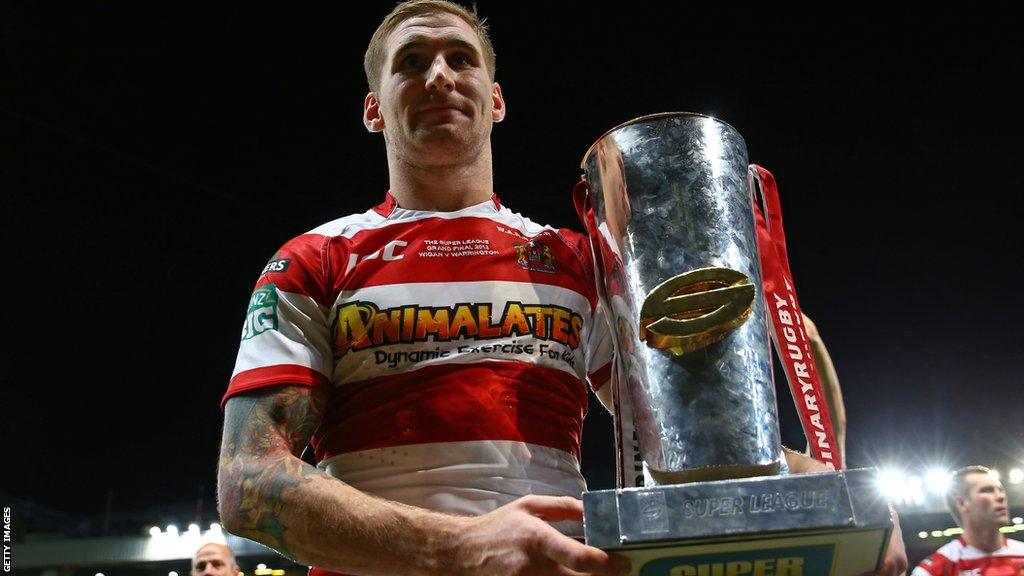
[750,165,843,470]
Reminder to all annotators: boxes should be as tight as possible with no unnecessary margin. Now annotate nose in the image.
[426,55,454,92]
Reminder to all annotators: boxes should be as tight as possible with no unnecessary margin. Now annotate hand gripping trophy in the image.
[575,112,894,575]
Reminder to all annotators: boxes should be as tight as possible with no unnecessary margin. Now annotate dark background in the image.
[4,2,1022,533]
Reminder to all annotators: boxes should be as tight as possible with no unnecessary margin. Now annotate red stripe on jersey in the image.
[312,361,588,461]
[336,217,596,303]
[589,362,612,391]
[256,233,336,308]
[222,364,330,408]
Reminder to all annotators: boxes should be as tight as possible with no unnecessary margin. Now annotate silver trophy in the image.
[577,112,892,575]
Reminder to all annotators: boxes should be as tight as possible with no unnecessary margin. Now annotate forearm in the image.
[218,451,468,575]
[809,335,846,461]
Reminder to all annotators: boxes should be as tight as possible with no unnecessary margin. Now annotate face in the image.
[363,12,505,168]
[958,471,1010,530]
[191,544,238,576]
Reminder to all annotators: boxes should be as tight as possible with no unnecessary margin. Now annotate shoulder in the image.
[912,541,958,575]
[495,205,589,254]
[1004,536,1024,554]
[306,208,390,239]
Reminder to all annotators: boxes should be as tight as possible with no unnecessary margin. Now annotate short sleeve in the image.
[222,234,336,407]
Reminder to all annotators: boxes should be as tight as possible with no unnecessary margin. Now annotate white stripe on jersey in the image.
[320,440,587,536]
[308,203,555,241]
[232,291,333,380]
[935,536,1024,560]
[339,280,590,312]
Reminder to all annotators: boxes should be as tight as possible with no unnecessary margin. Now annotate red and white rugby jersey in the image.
[224,192,612,530]
[912,536,1024,575]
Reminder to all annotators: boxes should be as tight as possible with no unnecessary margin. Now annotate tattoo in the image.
[218,385,328,559]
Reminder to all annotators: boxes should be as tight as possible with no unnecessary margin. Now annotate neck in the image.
[385,145,494,211]
[963,523,1004,553]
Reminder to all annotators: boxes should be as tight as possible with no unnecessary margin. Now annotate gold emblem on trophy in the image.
[639,266,755,355]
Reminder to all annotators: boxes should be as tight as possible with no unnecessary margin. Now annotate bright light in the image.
[1009,469,1023,484]
[188,523,200,534]
[925,468,951,495]
[170,572,179,576]
[918,531,928,539]
[990,469,1001,482]
[149,526,161,537]
[876,469,906,501]
[258,565,267,570]
[209,522,222,532]
[166,524,179,536]
[931,530,943,537]
[96,573,105,576]
[1013,517,1023,525]
[906,475,925,504]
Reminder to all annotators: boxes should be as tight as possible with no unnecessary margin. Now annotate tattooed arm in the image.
[217,385,631,576]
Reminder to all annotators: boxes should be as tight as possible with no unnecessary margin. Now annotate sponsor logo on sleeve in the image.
[261,258,292,275]
[241,285,279,340]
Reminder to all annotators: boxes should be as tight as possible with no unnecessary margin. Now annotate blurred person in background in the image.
[191,542,240,576]
[912,465,1024,575]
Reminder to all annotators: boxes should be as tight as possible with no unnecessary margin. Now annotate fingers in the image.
[514,495,585,522]
[535,527,631,575]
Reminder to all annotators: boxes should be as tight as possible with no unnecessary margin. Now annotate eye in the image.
[400,53,424,70]
[449,52,473,68]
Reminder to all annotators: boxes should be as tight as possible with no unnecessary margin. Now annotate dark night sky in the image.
[3,4,1022,520]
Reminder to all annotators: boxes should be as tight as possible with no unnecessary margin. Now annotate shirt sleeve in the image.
[222,234,336,407]
[911,551,952,576]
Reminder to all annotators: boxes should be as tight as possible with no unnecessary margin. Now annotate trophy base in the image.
[583,468,892,576]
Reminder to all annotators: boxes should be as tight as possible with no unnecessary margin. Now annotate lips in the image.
[416,102,466,116]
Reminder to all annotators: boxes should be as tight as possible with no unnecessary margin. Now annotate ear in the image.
[364,92,385,133]
[491,82,506,123]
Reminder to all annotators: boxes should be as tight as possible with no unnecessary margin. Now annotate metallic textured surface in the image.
[581,112,780,480]
[582,468,892,549]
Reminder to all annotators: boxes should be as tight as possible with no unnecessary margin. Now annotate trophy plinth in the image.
[584,469,893,575]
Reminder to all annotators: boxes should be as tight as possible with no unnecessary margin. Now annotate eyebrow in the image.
[392,35,481,61]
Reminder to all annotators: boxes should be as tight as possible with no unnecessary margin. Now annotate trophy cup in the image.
[576,112,893,575]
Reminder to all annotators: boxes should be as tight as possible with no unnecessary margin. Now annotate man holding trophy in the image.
[216,1,907,574]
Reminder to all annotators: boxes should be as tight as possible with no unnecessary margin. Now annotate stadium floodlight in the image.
[906,475,925,504]
[876,468,906,502]
[1009,468,1023,484]
[925,468,951,495]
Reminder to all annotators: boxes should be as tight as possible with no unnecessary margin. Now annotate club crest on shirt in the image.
[514,240,555,273]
